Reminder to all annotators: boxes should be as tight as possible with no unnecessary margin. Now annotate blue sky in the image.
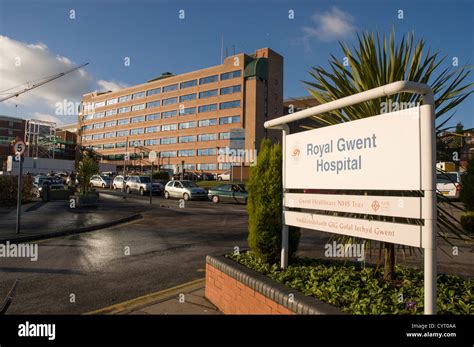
[0,0,472,128]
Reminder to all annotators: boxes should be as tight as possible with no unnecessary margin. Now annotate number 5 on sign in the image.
[14,140,26,155]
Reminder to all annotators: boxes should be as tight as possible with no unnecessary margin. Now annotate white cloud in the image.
[298,7,356,50]
[97,79,128,92]
[0,35,127,125]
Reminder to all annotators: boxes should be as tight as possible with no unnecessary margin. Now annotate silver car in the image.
[125,175,163,196]
[164,180,207,200]
[89,175,112,188]
[113,175,126,190]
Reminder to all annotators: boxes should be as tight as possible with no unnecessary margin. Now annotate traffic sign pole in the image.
[148,151,157,205]
[15,153,23,234]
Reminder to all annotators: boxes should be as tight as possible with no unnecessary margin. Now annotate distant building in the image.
[79,47,283,174]
[0,115,26,170]
[283,96,320,133]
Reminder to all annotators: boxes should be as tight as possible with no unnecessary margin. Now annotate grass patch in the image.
[227,252,473,314]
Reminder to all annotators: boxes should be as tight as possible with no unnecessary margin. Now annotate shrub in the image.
[247,139,300,264]
[0,175,34,206]
[153,171,170,180]
[460,158,474,211]
[77,155,99,195]
[460,211,474,232]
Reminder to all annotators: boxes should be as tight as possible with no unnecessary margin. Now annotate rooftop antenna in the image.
[220,36,224,64]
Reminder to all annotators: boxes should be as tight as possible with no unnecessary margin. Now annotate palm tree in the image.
[303,30,473,281]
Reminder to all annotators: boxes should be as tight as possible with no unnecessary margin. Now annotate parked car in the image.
[112,175,126,190]
[32,182,65,198]
[89,175,112,189]
[172,172,199,181]
[217,171,231,181]
[208,184,248,204]
[196,172,215,181]
[33,175,52,188]
[436,172,462,199]
[164,180,207,200]
[125,175,163,195]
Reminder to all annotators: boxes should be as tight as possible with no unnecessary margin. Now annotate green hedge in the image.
[228,252,473,314]
[0,175,34,206]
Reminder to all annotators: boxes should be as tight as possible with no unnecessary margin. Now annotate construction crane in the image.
[0,63,89,102]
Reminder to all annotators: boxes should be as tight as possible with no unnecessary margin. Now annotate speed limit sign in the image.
[14,140,26,155]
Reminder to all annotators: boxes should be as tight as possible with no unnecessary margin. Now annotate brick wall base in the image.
[205,262,294,314]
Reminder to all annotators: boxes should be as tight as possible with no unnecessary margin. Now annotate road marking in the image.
[84,278,205,315]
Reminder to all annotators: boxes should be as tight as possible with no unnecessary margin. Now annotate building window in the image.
[129,140,142,147]
[130,128,144,135]
[105,132,116,139]
[219,163,232,170]
[117,130,129,137]
[162,97,178,105]
[131,115,145,123]
[220,85,241,95]
[92,145,103,150]
[198,118,217,127]
[160,137,177,145]
[199,89,218,99]
[133,91,145,99]
[180,80,198,89]
[197,148,217,156]
[119,106,131,114]
[162,110,177,118]
[198,133,218,141]
[147,88,161,96]
[146,113,160,121]
[94,112,105,119]
[94,123,104,129]
[84,114,94,120]
[116,142,126,148]
[219,115,240,125]
[105,120,117,127]
[146,101,160,108]
[178,149,195,157]
[144,139,159,146]
[131,103,145,111]
[118,118,129,125]
[179,121,197,129]
[160,150,177,158]
[92,133,103,140]
[179,93,197,102]
[220,70,241,80]
[220,132,231,140]
[197,163,217,170]
[119,95,132,103]
[183,164,196,170]
[161,123,177,132]
[163,84,178,92]
[220,100,240,110]
[106,98,118,105]
[106,109,117,116]
[179,107,196,116]
[145,126,159,133]
[179,135,196,143]
[82,124,93,131]
[94,101,106,108]
[199,75,218,85]
[198,103,217,113]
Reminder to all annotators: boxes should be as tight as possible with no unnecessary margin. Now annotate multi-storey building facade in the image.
[79,48,283,173]
[0,115,26,170]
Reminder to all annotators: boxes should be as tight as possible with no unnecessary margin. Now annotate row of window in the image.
[83,131,234,143]
[85,97,241,120]
[83,114,240,131]
[93,71,242,109]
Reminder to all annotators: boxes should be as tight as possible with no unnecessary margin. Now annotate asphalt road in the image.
[1,189,472,314]
[0,191,248,314]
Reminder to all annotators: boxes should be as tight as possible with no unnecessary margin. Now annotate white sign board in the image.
[148,151,157,162]
[14,140,26,155]
[285,107,421,190]
[284,193,421,219]
[284,210,422,247]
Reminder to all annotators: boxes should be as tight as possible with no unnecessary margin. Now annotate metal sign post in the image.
[149,151,157,204]
[14,140,26,235]
[264,81,437,314]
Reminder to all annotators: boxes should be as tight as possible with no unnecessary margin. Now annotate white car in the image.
[113,175,126,190]
[164,180,207,200]
[217,171,231,181]
[436,172,462,199]
[89,175,112,189]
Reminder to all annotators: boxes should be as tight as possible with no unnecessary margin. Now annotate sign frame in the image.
[264,81,437,314]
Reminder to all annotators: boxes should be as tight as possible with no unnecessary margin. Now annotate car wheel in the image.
[102,183,105,189]
[139,187,144,196]
[212,195,220,203]
[217,177,222,181]
[113,184,117,190]
[126,187,131,194]
[164,191,170,199]
[183,193,190,201]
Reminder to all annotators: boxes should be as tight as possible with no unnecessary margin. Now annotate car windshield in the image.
[181,181,198,188]
[437,173,458,183]
[101,176,112,181]
[139,176,151,183]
